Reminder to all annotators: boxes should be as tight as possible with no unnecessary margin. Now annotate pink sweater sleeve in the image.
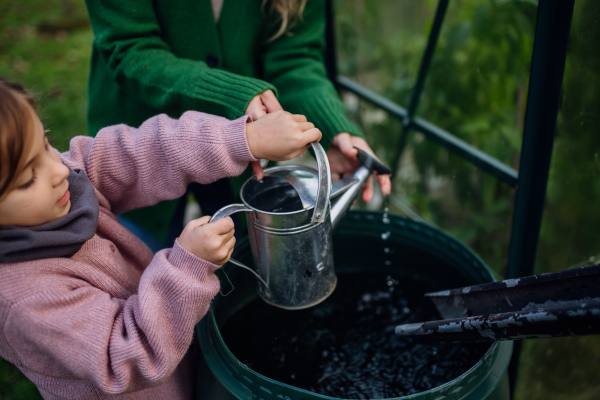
[60,111,257,214]
[3,240,221,395]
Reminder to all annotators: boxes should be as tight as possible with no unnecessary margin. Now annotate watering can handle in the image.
[310,142,331,225]
[209,204,270,290]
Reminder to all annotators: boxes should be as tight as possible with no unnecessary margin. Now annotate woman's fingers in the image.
[261,90,283,113]
[326,143,359,175]
[245,95,267,120]
[377,174,392,196]
[251,161,264,180]
[361,175,374,203]
[332,133,359,158]
[348,135,391,200]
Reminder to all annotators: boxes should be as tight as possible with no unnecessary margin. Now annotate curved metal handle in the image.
[209,203,252,223]
[209,204,270,290]
[310,142,331,225]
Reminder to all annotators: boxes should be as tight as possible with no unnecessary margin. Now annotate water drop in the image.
[403,307,410,314]
[382,216,390,224]
[384,260,392,266]
[381,231,391,240]
[384,247,391,254]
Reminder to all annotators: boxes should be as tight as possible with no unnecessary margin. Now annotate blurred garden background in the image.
[0,0,599,399]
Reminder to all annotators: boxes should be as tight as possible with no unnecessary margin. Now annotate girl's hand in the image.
[246,111,322,169]
[245,90,284,178]
[327,133,392,203]
[178,216,235,265]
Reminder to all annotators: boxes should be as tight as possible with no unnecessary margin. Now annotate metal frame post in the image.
[505,0,575,396]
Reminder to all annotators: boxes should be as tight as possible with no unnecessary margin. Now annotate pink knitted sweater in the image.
[0,112,256,399]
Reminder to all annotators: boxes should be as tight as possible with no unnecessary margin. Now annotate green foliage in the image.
[336,0,537,272]
[0,358,42,400]
[0,0,91,152]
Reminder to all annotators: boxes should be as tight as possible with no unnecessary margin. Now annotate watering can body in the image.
[210,143,390,309]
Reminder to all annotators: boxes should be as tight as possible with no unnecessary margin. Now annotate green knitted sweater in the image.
[84,0,362,241]
[85,0,361,148]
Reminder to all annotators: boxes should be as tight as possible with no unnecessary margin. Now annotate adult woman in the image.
[84,0,391,245]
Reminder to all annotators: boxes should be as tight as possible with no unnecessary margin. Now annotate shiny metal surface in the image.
[330,148,391,230]
[249,215,337,309]
[310,142,331,225]
[209,204,269,289]
[331,175,360,198]
[266,167,319,209]
[208,144,390,309]
[330,167,370,230]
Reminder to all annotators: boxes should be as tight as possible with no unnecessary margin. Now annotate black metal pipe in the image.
[411,117,518,187]
[337,76,409,120]
[337,76,518,187]
[505,0,575,396]
[391,0,449,176]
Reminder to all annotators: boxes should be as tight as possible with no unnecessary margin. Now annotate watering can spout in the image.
[330,148,392,230]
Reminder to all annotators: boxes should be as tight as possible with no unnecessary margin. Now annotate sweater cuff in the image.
[224,116,259,163]
[292,93,364,151]
[195,70,278,119]
[168,239,222,279]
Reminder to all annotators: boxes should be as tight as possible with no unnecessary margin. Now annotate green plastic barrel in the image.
[196,211,512,400]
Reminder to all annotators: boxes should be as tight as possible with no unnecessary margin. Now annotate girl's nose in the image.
[51,158,70,187]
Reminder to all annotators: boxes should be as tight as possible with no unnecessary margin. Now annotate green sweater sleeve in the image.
[261,0,363,150]
[84,0,275,119]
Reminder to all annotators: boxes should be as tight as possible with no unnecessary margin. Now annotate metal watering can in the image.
[210,143,391,309]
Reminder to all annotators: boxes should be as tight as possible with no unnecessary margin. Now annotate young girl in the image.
[0,78,321,399]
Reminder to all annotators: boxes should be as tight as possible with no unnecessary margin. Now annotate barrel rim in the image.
[198,210,513,399]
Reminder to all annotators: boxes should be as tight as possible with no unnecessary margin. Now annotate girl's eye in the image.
[45,136,54,151]
[18,172,36,190]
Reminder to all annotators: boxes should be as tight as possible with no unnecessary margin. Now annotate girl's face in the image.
[0,106,71,226]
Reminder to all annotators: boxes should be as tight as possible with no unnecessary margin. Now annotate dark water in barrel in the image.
[221,273,490,399]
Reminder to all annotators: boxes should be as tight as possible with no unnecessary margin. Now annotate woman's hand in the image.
[178,216,236,265]
[245,90,282,120]
[246,111,322,179]
[327,133,392,203]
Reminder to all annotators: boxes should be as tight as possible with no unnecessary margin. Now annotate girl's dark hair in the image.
[0,78,36,200]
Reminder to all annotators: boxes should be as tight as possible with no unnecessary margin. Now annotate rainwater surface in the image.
[221,272,490,399]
